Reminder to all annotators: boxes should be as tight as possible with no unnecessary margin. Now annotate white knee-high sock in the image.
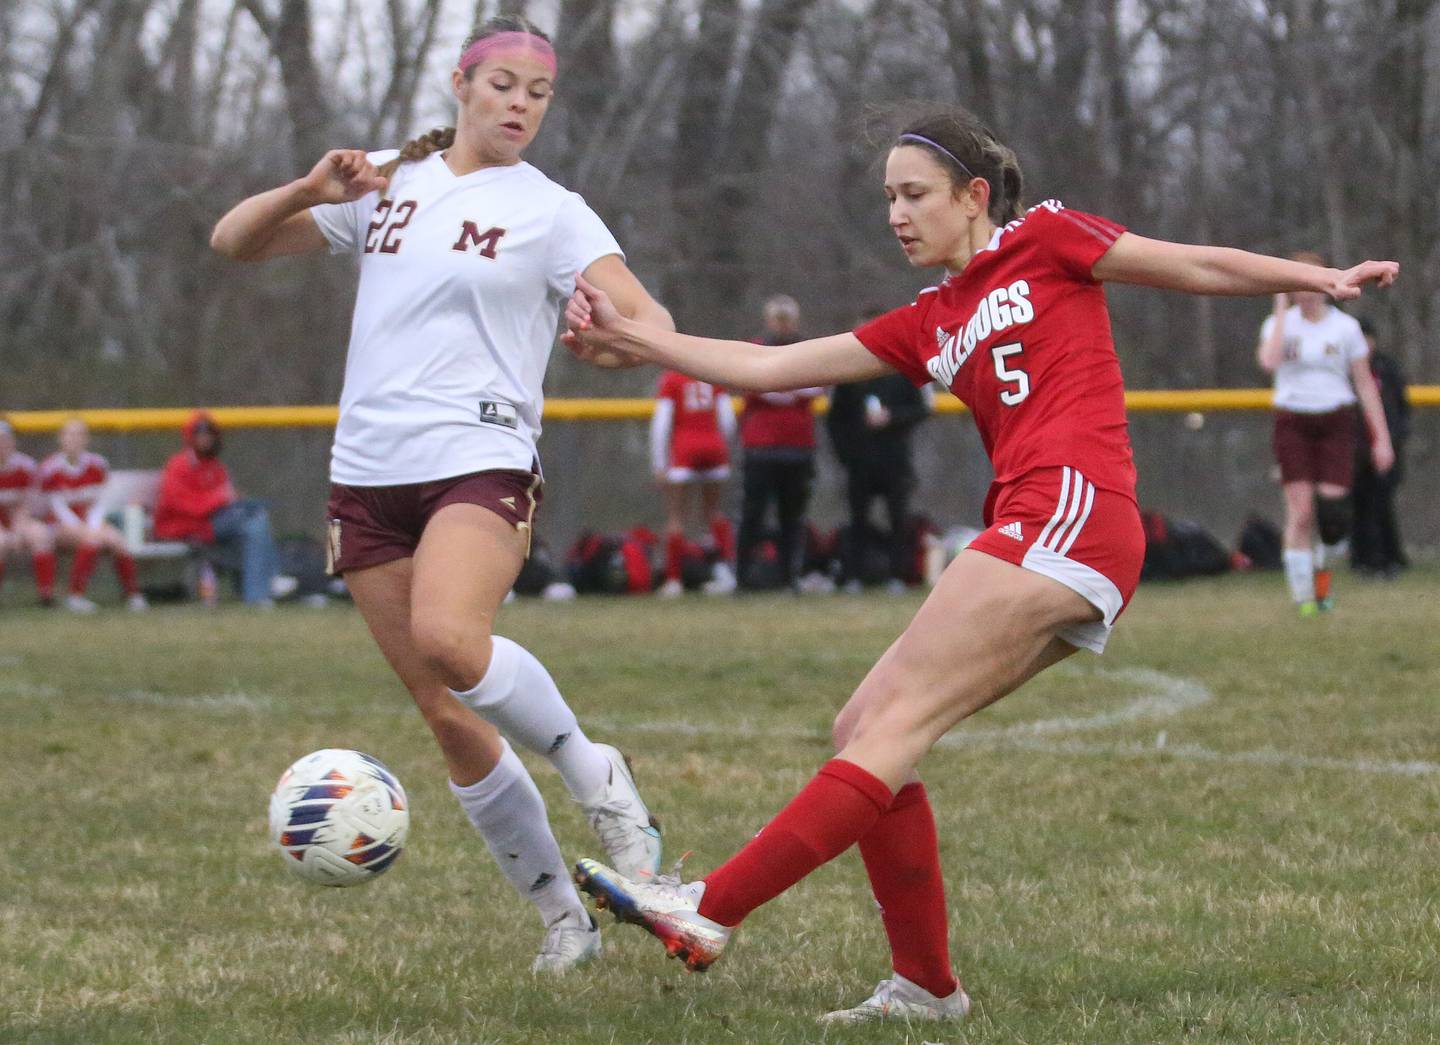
[449,636,611,800]
[1283,548,1314,603]
[449,741,586,926]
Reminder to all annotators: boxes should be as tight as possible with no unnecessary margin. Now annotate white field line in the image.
[1000,736,1440,777]
[592,665,1209,745]
[108,690,275,711]
[0,678,59,699]
[592,665,1440,779]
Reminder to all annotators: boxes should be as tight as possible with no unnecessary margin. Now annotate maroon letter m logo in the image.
[452,222,507,259]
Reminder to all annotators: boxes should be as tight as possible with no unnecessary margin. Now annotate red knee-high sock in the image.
[699,759,893,927]
[858,782,959,998]
[69,545,99,595]
[710,516,735,562]
[33,552,57,599]
[665,531,686,583]
[114,553,139,596]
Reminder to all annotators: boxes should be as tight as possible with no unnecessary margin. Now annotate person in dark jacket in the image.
[1350,318,1410,576]
[153,411,294,604]
[827,311,933,590]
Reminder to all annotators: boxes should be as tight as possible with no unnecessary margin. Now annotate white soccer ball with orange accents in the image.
[268,749,409,887]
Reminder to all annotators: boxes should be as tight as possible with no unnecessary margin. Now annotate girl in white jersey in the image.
[1258,251,1393,616]
[211,17,671,972]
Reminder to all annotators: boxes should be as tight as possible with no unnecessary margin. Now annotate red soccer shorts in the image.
[968,466,1144,653]
[665,436,731,483]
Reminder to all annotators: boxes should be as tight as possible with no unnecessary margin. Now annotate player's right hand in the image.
[300,150,388,205]
[1328,260,1399,301]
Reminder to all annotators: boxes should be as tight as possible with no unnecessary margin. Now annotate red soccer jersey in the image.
[740,390,820,450]
[854,200,1136,500]
[38,451,109,524]
[657,371,728,454]
[0,452,37,527]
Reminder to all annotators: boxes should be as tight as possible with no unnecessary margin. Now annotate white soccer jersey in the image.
[311,151,623,485]
[1261,304,1368,413]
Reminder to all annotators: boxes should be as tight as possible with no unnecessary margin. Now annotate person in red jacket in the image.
[736,295,825,592]
[153,411,293,604]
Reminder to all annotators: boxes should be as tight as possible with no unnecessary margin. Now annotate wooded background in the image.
[3,0,1436,551]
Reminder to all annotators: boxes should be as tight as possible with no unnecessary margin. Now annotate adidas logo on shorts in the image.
[999,521,1024,541]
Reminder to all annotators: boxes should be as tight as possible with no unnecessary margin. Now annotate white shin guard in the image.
[449,741,584,926]
[449,636,611,800]
[1283,548,1314,604]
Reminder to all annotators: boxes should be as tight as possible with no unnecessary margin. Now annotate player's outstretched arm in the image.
[1092,234,1398,300]
[211,150,388,262]
[563,274,893,390]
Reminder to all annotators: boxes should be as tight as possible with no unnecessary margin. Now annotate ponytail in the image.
[377,126,455,189]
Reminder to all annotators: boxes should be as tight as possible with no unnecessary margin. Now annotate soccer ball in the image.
[268,748,409,887]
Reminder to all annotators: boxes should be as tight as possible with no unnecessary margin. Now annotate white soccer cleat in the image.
[701,562,737,596]
[656,578,685,598]
[64,594,98,614]
[818,975,971,1025]
[574,858,730,972]
[270,575,299,599]
[125,593,149,612]
[580,745,662,879]
[530,908,601,974]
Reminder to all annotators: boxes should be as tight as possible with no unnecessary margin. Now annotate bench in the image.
[97,469,194,560]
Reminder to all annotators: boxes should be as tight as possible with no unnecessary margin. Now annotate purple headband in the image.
[459,32,558,77]
[898,133,979,181]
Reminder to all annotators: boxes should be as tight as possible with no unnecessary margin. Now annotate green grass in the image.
[3,569,1439,1043]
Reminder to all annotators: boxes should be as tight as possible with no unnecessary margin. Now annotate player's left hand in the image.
[1327,260,1399,300]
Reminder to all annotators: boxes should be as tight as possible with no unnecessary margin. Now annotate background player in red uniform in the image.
[36,418,145,613]
[563,105,1398,1023]
[0,418,43,601]
[650,370,737,596]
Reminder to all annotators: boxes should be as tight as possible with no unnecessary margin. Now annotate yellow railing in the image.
[6,387,1439,432]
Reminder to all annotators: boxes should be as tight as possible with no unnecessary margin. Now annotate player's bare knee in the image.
[411,616,491,689]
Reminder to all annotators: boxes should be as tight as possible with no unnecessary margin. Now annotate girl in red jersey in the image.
[35,418,145,612]
[650,370,737,596]
[563,106,1398,1023]
[0,418,43,600]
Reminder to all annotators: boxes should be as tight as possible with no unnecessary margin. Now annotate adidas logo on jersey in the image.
[999,521,1024,541]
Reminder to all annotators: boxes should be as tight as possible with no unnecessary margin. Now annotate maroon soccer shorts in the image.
[1272,407,1358,487]
[326,468,543,575]
[967,466,1144,653]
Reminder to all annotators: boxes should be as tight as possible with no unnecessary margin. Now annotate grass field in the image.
[4,569,1439,1044]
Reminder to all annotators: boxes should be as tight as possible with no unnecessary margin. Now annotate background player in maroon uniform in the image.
[37,418,145,613]
[650,370,737,596]
[562,105,1398,1024]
